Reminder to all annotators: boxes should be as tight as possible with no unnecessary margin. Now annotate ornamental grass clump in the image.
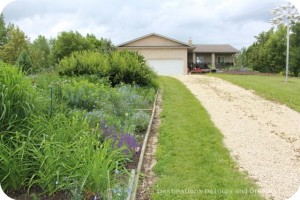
[27,114,127,196]
[0,62,36,132]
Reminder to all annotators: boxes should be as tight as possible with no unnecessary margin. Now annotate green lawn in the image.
[152,77,264,200]
[210,74,300,112]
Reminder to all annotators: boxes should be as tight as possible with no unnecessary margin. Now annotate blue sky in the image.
[1,0,297,49]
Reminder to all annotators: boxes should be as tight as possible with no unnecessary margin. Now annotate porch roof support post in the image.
[212,53,216,69]
[193,53,196,63]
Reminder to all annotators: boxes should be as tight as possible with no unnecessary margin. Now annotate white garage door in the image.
[147,59,184,75]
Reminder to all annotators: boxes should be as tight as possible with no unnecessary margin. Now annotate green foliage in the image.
[0,131,37,190]
[108,85,153,133]
[30,73,154,133]
[290,23,300,77]
[0,17,156,198]
[0,66,155,198]
[51,31,90,63]
[58,50,157,87]
[26,114,126,195]
[60,79,110,111]
[86,34,115,53]
[51,31,115,64]
[57,50,109,76]
[245,28,281,73]
[0,62,36,132]
[50,78,153,133]
[0,113,126,196]
[109,51,157,86]
[234,47,247,68]
[264,25,286,73]
[241,23,300,76]
[15,50,33,74]
[0,24,29,64]
[29,35,51,73]
[0,14,7,47]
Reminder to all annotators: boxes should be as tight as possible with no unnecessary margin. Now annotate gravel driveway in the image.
[176,75,300,200]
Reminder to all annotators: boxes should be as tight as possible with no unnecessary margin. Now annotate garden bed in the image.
[0,61,157,200]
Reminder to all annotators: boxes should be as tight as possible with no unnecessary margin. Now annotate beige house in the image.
[117,33,239,75]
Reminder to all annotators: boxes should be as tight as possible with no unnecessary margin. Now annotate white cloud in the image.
[2,0,287,49]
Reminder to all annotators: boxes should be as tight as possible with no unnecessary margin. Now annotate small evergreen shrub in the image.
[15,50,33,74]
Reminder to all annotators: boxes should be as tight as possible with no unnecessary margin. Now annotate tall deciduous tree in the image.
[245,29,275,72]
[290,22,300,76]
[265,25,286,73]
[29,35,51,72]
[0,14,7,47]
[86,34,115,53]
[239,7,299,76]
[51,31,116,64]
[51,31,90,64]
[270,2,300,78]
[0,24,29,64]
[234,47,248,68]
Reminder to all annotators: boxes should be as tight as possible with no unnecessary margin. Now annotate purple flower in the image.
[100,120,141,156]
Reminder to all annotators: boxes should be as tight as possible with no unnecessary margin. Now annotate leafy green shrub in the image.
[0,62,36,132]
[57,51,110,76]
[57,50,157,87]
[109,51,157,86]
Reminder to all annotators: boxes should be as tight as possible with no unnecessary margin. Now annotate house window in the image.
[196,56,204,64]
[217,56,225,64]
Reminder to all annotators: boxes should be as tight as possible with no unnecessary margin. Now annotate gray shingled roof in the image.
[193,44,239,53]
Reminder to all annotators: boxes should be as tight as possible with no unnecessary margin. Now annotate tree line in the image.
[237,22,300,76]
[0,14,115,74]
[236,22,300,76]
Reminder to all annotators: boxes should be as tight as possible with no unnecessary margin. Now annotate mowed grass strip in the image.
[211,74,300,112]
[152,77,264,200]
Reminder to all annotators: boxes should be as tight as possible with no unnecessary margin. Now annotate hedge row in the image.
[57,50,157,87]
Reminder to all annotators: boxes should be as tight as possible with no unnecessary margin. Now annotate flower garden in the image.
[0,50,157,199]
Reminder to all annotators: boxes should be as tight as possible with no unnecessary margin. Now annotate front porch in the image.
[188,52,235,71]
